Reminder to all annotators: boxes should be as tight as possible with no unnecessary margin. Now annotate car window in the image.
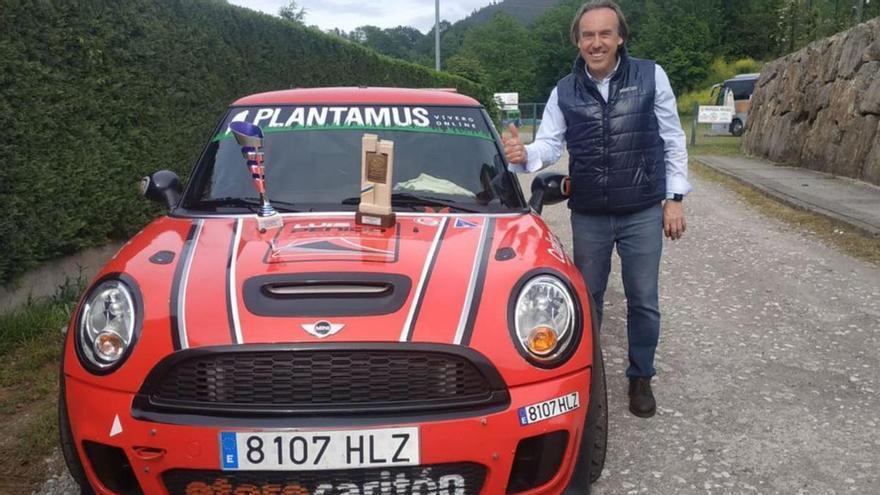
[725,79,756,100]
[183,105,524,213]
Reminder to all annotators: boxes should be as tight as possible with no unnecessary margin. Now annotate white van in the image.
[710,73,759,136]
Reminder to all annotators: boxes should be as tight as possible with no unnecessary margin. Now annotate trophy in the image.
[229,122,284,232]
[356,134,396,228]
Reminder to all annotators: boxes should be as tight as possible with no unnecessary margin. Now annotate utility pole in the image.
[435,0,441,71]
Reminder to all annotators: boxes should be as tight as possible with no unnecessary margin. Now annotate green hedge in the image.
[0,0,496,284]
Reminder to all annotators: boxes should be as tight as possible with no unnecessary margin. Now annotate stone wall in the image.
[743,18,880,185]
[0,242,122,314]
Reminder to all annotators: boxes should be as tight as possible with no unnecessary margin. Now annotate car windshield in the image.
[182,104,525,214]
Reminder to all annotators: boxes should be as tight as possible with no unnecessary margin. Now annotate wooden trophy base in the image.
[356,211,396,228]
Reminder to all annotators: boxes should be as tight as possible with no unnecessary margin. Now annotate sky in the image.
[227,0,495,33]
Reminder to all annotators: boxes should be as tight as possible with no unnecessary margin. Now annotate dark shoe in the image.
[628,377,656,418]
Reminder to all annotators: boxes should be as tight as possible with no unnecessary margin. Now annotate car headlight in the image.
[510,273,580,367]
[76,276,141,373]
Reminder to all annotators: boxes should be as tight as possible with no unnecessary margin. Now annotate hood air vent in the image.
[243,273,411,317]
[264,283,391,297]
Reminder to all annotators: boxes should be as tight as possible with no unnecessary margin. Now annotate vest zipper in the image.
[603,82,614,210]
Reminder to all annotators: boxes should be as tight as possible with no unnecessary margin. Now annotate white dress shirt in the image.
[510,59,692,198]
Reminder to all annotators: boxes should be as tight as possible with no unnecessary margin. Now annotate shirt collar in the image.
[585,56,621,84]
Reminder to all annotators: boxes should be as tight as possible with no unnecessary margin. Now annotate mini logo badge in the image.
[301,320,345,338]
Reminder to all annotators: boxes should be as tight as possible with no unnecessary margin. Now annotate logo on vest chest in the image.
[619,86,638,94]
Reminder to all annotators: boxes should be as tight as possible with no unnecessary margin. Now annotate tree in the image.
[419,20,457,66]
[529,0,583,102]
[628,0,718,93]
[325,27,348,39]
[348,25,426,62]
[446,54,488,83]
[278,1,306,25]
[456,12,538,100]
[719,0,783,60]
[770,0,875,56]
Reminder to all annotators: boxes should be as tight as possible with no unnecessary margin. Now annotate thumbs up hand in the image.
[502,123,527,165]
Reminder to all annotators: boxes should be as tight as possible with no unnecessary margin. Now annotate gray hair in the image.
[570,0,630,45]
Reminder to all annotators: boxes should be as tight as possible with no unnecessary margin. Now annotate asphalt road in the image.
[36,157,880,495]
[522,157,880,493]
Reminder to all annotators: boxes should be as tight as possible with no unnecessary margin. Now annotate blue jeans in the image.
[571,203,663,378]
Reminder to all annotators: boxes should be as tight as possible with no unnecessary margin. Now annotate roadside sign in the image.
[698,106,734,124]
[493,92,519,111]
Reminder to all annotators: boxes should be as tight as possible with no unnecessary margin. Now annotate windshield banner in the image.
[213,106,494,142]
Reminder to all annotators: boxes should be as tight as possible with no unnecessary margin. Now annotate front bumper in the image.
[65,368,590,495]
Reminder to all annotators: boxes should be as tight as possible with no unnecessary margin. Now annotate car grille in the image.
[161,463,487,495]
[135,345,507,416]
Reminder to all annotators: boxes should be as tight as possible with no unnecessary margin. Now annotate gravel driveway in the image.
[35,157,880,494]
[530,157,880,494]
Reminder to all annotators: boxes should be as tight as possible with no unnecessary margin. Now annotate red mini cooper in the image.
[59,87,607,495]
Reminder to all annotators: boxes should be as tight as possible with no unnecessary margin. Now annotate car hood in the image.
[76,213,593,390]
[172,214,500,347]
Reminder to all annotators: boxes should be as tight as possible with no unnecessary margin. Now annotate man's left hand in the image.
[663,201,686,240]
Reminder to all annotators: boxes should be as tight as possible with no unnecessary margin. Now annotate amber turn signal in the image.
[527,326,559,356]
[95,331,125,361]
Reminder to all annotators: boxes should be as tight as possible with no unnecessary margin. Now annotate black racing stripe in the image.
[403,219,450,342]
[170,221,198,351]
[225,219,240,345]
[459,218,496,347]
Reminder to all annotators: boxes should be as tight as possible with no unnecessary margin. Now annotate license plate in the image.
[518,392,580,425]
[220,427,419,471]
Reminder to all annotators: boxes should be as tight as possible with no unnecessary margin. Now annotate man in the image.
[503,0,690,418]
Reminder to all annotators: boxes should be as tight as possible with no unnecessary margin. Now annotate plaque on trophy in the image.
[356,134,395,228]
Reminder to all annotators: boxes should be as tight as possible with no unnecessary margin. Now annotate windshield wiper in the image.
[341,193,480,213]
[194,197,300,213]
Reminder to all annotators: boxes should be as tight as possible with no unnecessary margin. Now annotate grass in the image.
[0,274,84,491]
[0,300,71,357]
[682,119,744,156]
[15,404,59,461]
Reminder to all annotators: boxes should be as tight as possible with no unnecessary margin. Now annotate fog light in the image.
[506,430,569,493]
[527,326,558,356]
[94,331,125,361]
[82,441,144,494]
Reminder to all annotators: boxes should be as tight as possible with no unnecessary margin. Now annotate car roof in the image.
[233,87,482,107]
[727,73,760,82]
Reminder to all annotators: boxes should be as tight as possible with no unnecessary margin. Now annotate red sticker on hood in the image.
[267,221,399,263]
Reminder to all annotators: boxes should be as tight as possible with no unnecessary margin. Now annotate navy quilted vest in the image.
[556,52,666,214]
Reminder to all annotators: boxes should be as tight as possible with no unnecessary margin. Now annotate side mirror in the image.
[529,172,570,214]
[140,170,182,209]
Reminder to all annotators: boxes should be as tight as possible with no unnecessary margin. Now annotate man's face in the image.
[577,7,624,78]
